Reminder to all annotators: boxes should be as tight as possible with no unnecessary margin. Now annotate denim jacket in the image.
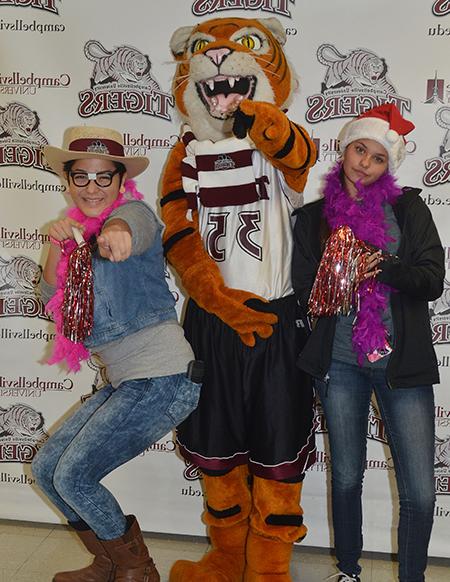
[85,221,177,349]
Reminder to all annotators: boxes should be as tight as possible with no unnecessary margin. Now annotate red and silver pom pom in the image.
[308,225,373,317]
[62,228,94,343]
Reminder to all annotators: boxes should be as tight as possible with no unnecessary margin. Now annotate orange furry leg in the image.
[170,465,251,582]
[244,478,307,582]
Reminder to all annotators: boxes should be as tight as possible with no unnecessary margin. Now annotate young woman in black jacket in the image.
[293,104,445,582]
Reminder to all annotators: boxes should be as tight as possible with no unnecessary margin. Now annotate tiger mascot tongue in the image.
[162,17,316,582]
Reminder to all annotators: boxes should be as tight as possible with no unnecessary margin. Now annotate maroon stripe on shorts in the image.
[177,444,317,480]
[177,444,249,473]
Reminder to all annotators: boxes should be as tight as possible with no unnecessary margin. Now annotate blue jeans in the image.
[315,360,435,582]
[32,373,200,540]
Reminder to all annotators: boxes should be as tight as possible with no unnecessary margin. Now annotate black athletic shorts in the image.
[177,294,316,480]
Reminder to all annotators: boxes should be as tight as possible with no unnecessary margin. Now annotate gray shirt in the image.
[331,203,401,369]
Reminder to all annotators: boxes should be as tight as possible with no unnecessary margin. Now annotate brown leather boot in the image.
[53,527,114,582]
[170,465,251,582]
[101,516,160,582]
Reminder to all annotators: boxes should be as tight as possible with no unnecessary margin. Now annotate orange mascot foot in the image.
[244,530,293,581]
[170,465,251,582]
[170,521,247,581]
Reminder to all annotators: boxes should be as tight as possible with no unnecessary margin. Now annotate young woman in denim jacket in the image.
[32,126,201,582]
[292,105,444,582]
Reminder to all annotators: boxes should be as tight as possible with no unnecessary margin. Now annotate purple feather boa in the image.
[323,162,402,364]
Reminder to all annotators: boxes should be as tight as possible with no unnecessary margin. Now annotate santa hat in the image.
[338,104,415,172]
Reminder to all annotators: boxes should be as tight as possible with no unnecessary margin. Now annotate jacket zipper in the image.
[385,201,409,389]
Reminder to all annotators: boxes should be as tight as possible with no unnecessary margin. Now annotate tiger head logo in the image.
[435,435,450,468]
[0,256,42,294]
[435,107,450,156]
[170,17,295,141]
[430,279,450,316]
[316,44,396,94]
[361,56,386,83]
[0,403,45,439]
[84,40,161,90]
[0,102,47,146]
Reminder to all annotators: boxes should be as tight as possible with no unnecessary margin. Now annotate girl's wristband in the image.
[49,236,62,247]
[49,236,70,255]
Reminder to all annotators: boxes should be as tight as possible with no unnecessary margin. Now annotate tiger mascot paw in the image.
[233,99,291,151]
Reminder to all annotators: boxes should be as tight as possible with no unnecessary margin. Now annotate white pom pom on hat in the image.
[338,104,415,173]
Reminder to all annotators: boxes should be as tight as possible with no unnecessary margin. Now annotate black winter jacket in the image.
[292,187,445,388]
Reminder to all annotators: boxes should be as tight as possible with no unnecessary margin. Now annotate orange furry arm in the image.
[233,100,317,192]
[160,141,277,347]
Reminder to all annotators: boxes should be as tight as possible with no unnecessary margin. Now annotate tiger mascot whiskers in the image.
[161,17,317,582]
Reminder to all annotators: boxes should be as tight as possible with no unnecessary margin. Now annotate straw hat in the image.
[43,126,149,179]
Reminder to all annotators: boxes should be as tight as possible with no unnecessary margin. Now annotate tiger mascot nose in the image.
[205,47,232,66]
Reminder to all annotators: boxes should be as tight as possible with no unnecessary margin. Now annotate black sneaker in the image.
[326,570,361,582]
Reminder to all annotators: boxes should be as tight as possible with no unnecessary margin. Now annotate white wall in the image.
[0,0,449,557]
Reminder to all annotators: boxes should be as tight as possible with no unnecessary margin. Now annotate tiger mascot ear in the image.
[170,25,195,59]
[259,17,286,45]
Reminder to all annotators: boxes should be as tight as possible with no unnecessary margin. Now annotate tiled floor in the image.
[0,519,448,582]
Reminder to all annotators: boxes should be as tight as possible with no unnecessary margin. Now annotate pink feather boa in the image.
[323,163,402,364]
[46,180,143,372]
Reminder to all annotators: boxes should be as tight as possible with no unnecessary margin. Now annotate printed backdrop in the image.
[0,0,449,559]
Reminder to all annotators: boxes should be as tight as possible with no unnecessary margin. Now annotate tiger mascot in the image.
[161,17,317,582]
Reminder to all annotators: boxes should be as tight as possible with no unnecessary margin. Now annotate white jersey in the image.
[182,131,300,300]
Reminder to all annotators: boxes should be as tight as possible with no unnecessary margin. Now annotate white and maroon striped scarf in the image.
[181,125,266,210]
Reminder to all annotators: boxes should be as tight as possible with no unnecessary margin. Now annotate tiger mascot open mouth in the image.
[198,74,256,118]
[170,17,294,140]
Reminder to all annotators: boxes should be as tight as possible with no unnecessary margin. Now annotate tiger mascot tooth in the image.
[161,17,317,582]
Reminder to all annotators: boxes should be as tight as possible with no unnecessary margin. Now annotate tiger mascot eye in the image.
[161,17,317,582]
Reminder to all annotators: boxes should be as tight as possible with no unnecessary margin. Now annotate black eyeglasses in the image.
[69,169,121,188]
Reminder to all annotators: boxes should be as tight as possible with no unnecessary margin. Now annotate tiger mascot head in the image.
[170,17,295,141]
